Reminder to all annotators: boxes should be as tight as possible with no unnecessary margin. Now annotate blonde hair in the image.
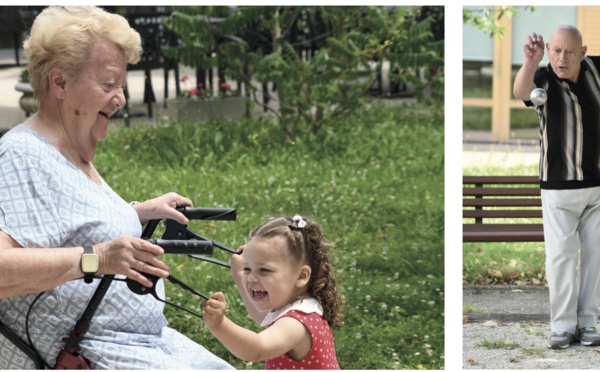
[23,6,142,100]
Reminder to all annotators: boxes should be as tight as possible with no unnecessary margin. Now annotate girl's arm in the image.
[203,292,310,362]
[230,246,269,323]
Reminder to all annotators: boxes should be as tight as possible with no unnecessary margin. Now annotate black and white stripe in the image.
[534,56,600,189]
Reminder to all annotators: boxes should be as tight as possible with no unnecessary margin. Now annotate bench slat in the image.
[463,188,541,197]
[463,224,544,242]
[463,231,544,242]
[464,210,543,219]
[464,224,544,232]
[463,176,539,184]
[464,199,541,207]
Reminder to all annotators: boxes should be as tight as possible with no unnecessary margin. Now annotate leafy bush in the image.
[162,6,444,141]
[95,100,444,369]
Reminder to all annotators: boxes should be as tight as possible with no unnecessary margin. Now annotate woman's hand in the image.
[203,292,227,330]
[94,237,169,287]
[132,192,193,225]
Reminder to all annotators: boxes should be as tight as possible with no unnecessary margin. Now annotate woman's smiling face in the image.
[242,236,308,312]
[62,39,127,162]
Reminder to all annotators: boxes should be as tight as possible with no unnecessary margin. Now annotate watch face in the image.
[82,254,99,273]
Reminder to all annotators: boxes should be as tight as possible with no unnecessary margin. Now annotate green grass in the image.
[94,100,444,369]
[463,304,483,314]
[479,339,520,349]
[463,243,546,285]
[463,106,538,131]
[522,348,545,357]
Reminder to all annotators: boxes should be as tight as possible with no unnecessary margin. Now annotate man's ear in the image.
[296,265,312,288]
[582,45,588,59]
[48,67,67,99]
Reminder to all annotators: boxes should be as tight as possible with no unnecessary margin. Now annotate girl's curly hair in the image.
[249,215,343,326]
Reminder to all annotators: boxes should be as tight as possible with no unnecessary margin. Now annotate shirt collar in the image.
[548,56,588,84]
[260,297,323,327]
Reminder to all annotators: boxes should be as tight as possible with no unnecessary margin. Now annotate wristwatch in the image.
[81,246,99,283]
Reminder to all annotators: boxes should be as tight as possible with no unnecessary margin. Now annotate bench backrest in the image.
[463,175,544,242]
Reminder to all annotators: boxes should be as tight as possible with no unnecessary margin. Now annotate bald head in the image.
[551,25,583,46]
[547,24,587,82]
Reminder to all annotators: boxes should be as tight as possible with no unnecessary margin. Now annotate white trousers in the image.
[542,187,600,334]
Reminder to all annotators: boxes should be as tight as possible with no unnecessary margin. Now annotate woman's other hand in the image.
[132,192,193,225]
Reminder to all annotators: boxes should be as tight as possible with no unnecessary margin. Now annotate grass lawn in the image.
[94,99,444,369]
[463,242,546,286]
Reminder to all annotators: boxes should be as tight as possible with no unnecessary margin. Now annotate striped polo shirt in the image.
[529,56,600,190]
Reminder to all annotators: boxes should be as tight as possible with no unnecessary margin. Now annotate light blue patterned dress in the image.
[0,125,233,370]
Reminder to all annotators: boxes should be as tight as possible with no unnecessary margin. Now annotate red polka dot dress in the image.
[262,299,340,370]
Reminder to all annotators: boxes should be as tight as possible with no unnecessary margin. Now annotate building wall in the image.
[579,6,600,56]
[463,6,494,62]
[511,6,577,65]
[463,6,578,64]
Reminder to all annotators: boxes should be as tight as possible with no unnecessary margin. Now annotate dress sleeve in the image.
[0,144,66,248]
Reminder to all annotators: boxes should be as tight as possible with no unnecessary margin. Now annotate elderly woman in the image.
[0,6,232,370]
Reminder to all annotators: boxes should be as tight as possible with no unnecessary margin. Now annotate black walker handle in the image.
[146,239,213,255]
[178,207,236,221]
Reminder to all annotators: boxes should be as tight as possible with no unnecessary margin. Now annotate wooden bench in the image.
[463,175,543,242]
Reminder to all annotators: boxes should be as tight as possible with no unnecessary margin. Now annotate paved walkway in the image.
[462,285,600,370]
[463,130,539,169]
[464,285,550,322]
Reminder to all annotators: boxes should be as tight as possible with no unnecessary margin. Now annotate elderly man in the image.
[513,24,600,350]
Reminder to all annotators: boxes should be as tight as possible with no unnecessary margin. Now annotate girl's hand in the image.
[230,245,245,279]
[203,292,227,329]
[133,192,193,225]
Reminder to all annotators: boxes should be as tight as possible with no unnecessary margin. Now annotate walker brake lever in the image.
[126,273,160,296]
[126,273,209,300]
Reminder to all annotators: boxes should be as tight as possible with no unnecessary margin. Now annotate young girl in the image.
[203,215,342,369]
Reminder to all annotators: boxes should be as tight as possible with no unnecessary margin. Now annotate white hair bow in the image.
[292,215,306,228]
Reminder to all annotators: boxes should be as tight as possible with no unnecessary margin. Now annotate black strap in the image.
[0,319,45,369]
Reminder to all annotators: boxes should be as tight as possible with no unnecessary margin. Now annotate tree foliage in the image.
[163,6,444,141]
[463,6,536,40]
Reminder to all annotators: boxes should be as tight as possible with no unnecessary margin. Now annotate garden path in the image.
[0,47,199,131]
[463,129,539,169]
